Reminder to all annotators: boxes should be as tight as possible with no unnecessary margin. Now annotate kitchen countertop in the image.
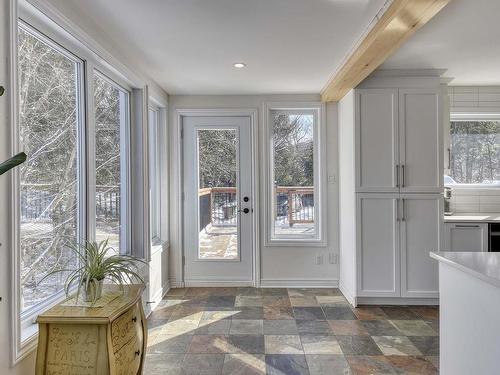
[430,251,500,288]
[444,213,500,223]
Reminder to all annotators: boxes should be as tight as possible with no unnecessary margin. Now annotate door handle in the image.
[238,208,250,214]
[402,165,406,187]
[396,198,400,222]
[396,165,400,188]
[402,198,406,221]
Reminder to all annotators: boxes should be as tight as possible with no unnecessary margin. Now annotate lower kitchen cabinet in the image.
[357,194,400,297]
[356,194,442,299]
[444,222,489,252]
[400,194,442,298]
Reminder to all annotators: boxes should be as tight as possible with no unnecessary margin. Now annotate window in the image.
[18,24,83,317]
[148,106,161,242]
[267,104,324,243]
[94,73,130,253]
[15,15,136,352]
[448,118,500,186]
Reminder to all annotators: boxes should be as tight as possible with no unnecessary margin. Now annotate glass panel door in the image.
[183,116,253,284]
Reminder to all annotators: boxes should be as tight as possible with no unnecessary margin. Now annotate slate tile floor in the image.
[145,288,439,374]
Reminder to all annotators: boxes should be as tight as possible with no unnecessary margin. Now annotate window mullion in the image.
[85,62,97,243]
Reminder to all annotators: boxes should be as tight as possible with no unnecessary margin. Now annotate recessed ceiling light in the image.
[233,62,246,68]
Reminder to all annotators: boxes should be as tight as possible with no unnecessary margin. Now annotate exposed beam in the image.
[321,0,451,102]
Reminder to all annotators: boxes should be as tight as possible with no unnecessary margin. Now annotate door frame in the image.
[174,109,260,287]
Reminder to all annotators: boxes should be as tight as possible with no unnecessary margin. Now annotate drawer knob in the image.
[135,350,140,356]
[132,316,137,323]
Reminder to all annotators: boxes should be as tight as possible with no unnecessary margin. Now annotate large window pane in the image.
[18,25,80,312]
[94,74,129,253]
[198,129,238,259]
[449,120,500,185]
[271,111,316,238]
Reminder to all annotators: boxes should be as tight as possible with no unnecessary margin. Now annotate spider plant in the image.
[42,239,147,303]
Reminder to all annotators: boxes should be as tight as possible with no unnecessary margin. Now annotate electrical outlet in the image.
[315,255,323,265]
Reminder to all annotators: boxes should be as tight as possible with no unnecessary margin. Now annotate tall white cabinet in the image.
[339,72,444,305]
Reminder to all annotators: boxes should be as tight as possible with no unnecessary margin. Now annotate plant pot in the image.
[81,278,104,302]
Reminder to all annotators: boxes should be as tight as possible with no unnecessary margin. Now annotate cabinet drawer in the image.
[114,333,142,375]
[112,304,142,353]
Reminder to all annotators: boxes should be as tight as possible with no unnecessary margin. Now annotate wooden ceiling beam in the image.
[321,0,451,102]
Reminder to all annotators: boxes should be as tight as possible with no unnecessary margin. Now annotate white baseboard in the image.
[145,281,171,319]
[356,296,439,306]
[259,279,339,288]
[338,280,357,306]
[184,280,255,287]
[169,279,185,288]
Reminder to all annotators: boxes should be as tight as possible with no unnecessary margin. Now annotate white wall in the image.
[337,90,357,302]
[168,95,339,287]
[449,86,500,113]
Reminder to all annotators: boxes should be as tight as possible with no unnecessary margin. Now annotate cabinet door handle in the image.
[455,224,480,228]
[132,316,137,323]
[402,165,406,187]
[396,165,400,188]
[402,198,406,221]
[396,198,400,221]
[135,350,141,356]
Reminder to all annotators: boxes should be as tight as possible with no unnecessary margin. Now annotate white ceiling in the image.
[48,0,387,95]
[383,0,500,86]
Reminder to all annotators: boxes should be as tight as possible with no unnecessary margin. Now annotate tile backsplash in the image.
[449,188,500,213]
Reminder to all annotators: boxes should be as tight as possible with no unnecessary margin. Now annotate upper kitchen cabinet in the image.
[355,89,399,193]
[355,81,443,194]
[399,89,442,193]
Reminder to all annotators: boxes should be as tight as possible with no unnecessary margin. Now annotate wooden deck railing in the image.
[198,186,314,229]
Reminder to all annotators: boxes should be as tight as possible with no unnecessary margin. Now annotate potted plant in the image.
[43,239,147,303]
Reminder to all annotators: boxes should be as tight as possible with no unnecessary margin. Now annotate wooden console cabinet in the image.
[36,284,147,375]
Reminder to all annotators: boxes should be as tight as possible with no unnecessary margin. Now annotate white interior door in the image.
[183,116,253,285]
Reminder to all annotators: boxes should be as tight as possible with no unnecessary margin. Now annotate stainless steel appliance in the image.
[444,187,453,216]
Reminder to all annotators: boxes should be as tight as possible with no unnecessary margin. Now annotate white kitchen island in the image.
[430,251,500,375]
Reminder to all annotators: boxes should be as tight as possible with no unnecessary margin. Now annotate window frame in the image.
[264,102,327,246]
[11,1,146,362]
[148,105,162,244]
[93,70,132,255]
[15,19,87,356]
[447,112,500,189]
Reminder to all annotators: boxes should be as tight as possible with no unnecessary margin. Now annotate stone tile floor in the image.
[145,288,439,374]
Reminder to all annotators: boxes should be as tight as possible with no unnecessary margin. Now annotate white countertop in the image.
[444,213,500,223]
[430,251,500,288]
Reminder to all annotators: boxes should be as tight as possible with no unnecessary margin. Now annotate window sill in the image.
[151,240,169,257]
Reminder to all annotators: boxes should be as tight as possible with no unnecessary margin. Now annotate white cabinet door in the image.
[355,89,399,193]
[444,223,489,252]
[400,194,442,298]
[399,89,442,193]
[356,194,400,297]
